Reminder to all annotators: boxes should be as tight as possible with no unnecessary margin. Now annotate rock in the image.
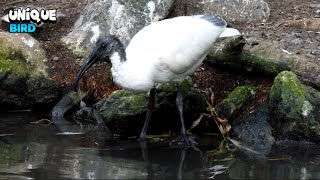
[51,91,87,117]
[0,32,61,111]
[233,104,274,158]
[203,0,270,23]
[216,85,256,119]
[309,4,320,9]
[207,37,320,89]
[74,106,110,134]
[95,80,205,136]
[293,15,301,20]
[170,0,270,23]
[0,32,48,76]
[94,90,148,136]
[26,77,62,110]
[97,90,149,122]
[208,37,290,75]
[310,4,320,14]
[62,0,174,57]
[51,91,111,137]
[290,38,303,45]
[268,71,320,142]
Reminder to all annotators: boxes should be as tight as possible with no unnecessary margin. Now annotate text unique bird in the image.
[74,15,240,145]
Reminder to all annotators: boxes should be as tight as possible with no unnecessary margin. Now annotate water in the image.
[1,112,320,179]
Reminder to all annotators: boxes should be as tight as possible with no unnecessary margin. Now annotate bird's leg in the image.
[176,86,187,138]
[170,84,197,146]
[139,88,156,139]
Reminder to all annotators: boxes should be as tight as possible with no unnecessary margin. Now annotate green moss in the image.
[269,71,313,121]
[269,71,320,139]
[128,94,148,108]
[68,90,87,101]
[99,90,149,121]
[216,85,256,118]
[156,79,191,93]
[179,79,192,93]
[157,83,177,92]
[109,90,133,99]
[207,40,307,77]
[0,38,34,76]
[246,53,289,75]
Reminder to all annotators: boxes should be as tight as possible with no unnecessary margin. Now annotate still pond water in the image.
[1,112,320,179]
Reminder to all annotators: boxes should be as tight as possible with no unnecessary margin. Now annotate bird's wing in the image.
[126,15,227,75]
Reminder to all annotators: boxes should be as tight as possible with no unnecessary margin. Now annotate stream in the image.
[1,112,320,179]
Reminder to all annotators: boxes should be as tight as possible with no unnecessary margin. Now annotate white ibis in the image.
[74,15,240,145]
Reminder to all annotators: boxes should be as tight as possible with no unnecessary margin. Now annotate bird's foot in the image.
[169,134,198,147]
[138,133,148,141]
[138,136,148,142]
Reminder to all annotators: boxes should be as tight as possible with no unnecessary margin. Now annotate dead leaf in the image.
[30,119,53,125]
[188,113,204,132]
[203,94,231,139]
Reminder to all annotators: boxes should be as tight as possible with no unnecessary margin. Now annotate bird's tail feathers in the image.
[219,28,241,38]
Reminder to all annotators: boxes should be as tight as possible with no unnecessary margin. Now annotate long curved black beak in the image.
[73,49,100,92]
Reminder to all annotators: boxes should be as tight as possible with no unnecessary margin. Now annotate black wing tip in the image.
[197,15,227,27]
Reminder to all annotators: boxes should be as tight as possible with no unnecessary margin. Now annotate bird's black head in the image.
[73,35,126,92]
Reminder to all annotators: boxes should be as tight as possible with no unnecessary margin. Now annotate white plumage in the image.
[74,15,241,145]
[112,15,239,91]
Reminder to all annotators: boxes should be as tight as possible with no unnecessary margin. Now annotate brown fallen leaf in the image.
[204,97,231,139]
[30,119,53,125]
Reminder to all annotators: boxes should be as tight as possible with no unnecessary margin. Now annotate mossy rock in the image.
[0,72,61,111]
[269,71,320,142]
[0,32,48,77]
[95,80,205,136]
[207,38,320,89]
[216,85,256,119]
[0,32,61,111]
[98,90,149,122]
